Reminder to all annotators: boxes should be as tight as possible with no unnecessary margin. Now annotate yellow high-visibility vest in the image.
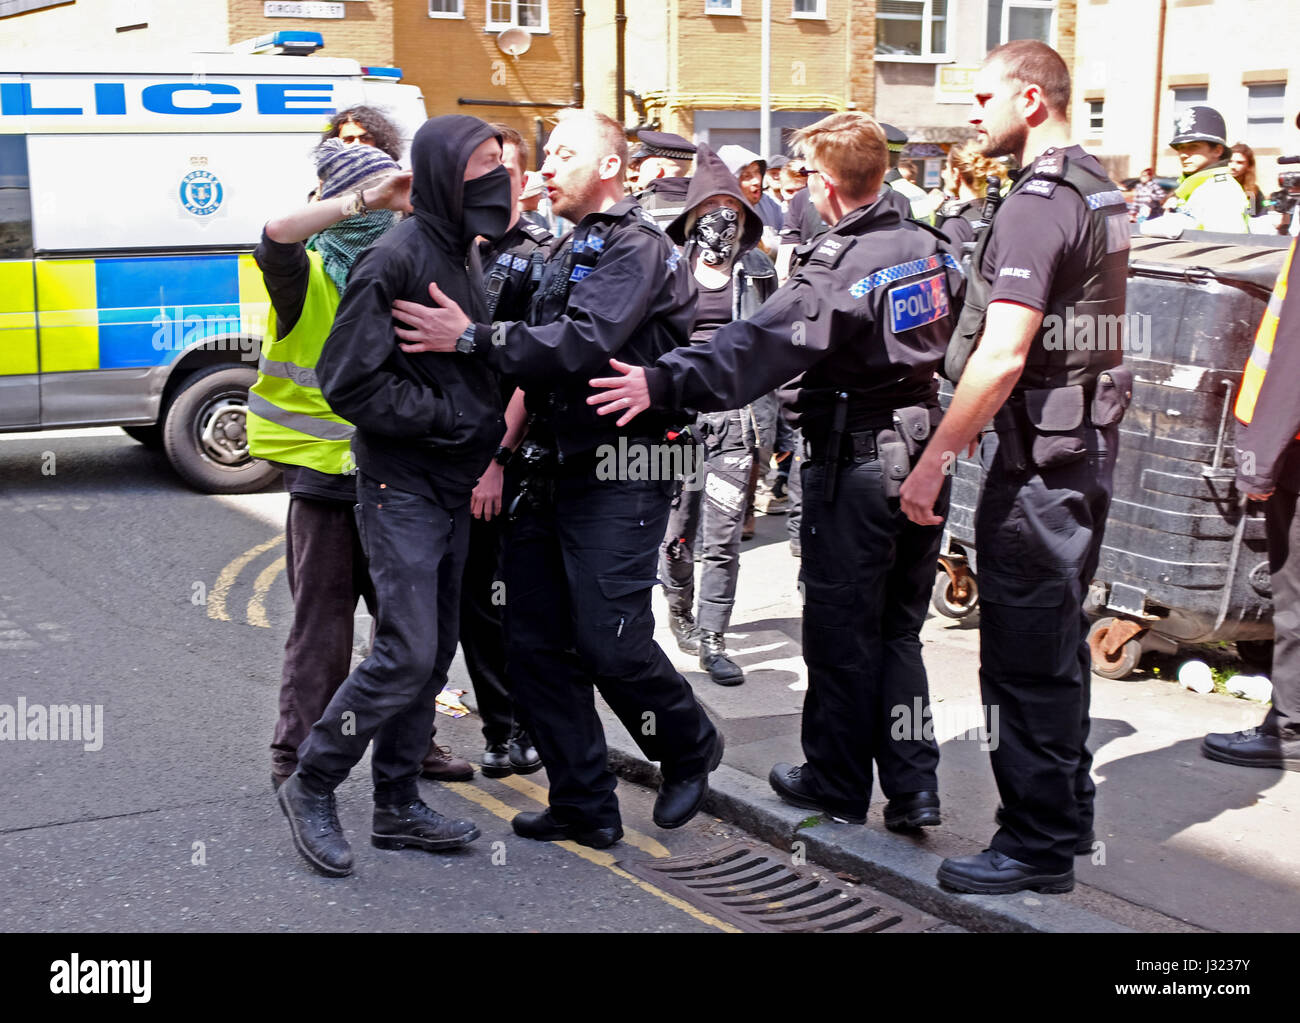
[245,249,356,475]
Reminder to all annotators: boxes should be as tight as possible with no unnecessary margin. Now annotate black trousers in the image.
[659,410,753,634]
[459,512,518,745]
[974,425,1118,874]
[797,450,947,820]
[271,495,376,779]
[1264,477,1300,739]
[297,473,469,804]
[503,462,718,829]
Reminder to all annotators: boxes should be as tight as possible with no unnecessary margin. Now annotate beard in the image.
[550,167,601,222]
[977,119,1028,161]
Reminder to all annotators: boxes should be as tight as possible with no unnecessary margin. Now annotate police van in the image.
[0,32,426,492]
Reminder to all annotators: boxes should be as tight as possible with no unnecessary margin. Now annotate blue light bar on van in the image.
[248,31,325,56]
[360,66,403,82]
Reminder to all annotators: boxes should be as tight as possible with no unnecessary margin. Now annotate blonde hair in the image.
[946,142,1004,196]
[791,112,888,202]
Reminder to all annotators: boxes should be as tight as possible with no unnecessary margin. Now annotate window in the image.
[0,0,73,16]
[1087,100,1104,134]
[792,0,825,16]
[486,0,547,31]
[987,0,1056,50]
[428,0,463,17]
[1246,83,1286,149]
[876,0,949,61]
[705,0,741,13]
[1171,85,1208,120]
[0,135,32,260]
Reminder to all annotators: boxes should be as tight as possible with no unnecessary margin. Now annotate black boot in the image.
[372,798,481,852]
[699,630,744,686]
[480,742,512,778]
[668,606,701,655]
[508,730,543,775]
[277,773,354,877]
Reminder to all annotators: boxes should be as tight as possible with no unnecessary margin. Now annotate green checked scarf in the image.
[308,210,398,295]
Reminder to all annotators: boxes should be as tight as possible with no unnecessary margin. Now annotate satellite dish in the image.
[496,27,532,58]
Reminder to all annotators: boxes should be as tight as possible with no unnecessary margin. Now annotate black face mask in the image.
[461,164,512,246]
[690,207,740,267]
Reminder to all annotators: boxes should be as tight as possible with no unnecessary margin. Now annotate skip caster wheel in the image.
[931,570,979,619]
[1088,617,1143,680]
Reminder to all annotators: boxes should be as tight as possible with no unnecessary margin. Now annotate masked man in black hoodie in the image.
[276,116,512,878]
[392,109,722,850]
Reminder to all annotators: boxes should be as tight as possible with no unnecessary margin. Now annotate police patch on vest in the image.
[1021,178,1057,198]
[569,264,594,283]
[666,249,682,273]
[511,256,529,272]
[887,274,949,333]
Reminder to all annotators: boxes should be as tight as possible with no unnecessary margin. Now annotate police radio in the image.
[975,175,1004,234]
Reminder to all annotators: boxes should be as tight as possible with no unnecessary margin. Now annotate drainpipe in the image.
[616,0,626,125]
[760,0,772,158]
[1150,0,1167,172]
[574,2,585,108]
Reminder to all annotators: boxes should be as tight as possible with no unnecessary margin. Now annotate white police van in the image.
[0,32,426,492]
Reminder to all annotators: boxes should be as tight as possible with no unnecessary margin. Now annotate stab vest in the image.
[245,250,355,475]
[1235,238,1300,439]
[483,219,553,322]
[945,148,1130,389]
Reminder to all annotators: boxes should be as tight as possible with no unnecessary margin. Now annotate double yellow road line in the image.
[208,534,287,628]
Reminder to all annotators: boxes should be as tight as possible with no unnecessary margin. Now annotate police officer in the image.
[589,110,963,834]
[901,41,1133,895]
[633,129,697,230]
[416,124,551,780]
[392,109,722,849]
[1203,237,1300,770]
[657,143,779,685]
[881,122,927,220]
[1141,105,1249,235]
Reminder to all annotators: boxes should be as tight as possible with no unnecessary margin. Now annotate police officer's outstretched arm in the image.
[589,277,834,424]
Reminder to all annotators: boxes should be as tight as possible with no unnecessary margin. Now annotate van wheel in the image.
[122,425,163,449]
[161,365,280,494]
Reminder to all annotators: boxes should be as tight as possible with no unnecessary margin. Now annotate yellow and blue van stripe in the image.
[1,252,269,375]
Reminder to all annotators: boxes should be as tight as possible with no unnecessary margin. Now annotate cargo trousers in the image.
[503,459,719,829]
[974,422,1118,874]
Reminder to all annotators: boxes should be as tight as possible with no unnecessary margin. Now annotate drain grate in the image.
[619,840,939,933]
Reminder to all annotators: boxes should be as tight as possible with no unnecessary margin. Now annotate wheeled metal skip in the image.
[935,233,1291,679]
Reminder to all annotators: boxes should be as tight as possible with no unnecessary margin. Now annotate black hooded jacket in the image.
[666,143,777,336]
[317,115,508,504]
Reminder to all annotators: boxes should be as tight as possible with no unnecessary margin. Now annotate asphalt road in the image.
[0,428,797,933]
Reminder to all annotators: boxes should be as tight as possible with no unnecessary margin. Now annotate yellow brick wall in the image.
[660,0,871,120]
[226,0,394,66]
[393,1,578,168]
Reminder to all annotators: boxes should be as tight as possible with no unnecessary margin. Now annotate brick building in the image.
[0,0,394,63]
[1075,0,1298,188]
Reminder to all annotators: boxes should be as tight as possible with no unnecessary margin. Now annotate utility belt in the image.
[804,397,943,501]
[986,367,1133,475]
[505,428,694,520]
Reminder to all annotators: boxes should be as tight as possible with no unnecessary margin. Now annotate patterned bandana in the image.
[309,210,397,294]
[690,207,740,267]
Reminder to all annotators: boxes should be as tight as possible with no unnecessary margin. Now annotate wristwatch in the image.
[492,445,513,468]
[454,323,478,354]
